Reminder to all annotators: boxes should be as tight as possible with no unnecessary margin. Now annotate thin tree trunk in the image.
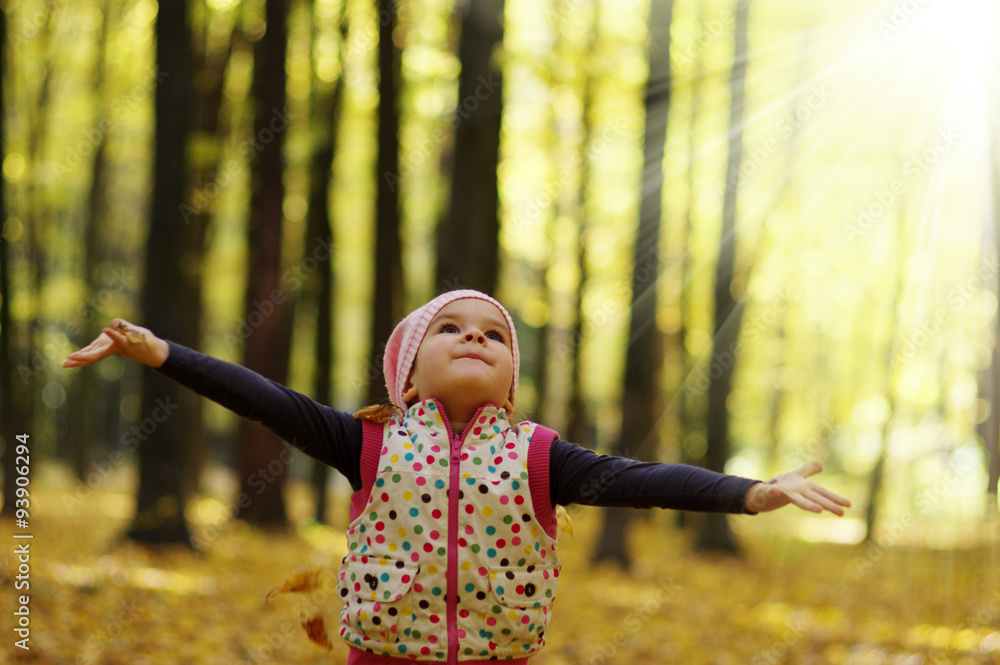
[677,0,707,445]
[566,230,591,447]
[434,0,503,294]
[673,1,707,531]
[235,0,294,528]
[534,266,553,423]
[69,0,115,484]
[863,200,909,541]
[0,2,15,518]
[16,0,56,483]
[565,0,598,449]
[367,0,404,406]
[694,0,750,555]
[125,0,194,546]
[307,0,347,524]
[179,0,235,501]
[592,0,674,568]
[981,153,1000,516]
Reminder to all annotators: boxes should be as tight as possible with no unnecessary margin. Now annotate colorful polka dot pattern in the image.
[337,401,560,661]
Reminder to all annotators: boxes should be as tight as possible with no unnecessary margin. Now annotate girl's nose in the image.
[465,330,486,343]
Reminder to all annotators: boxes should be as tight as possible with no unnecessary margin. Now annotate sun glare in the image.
[877,0,999,137]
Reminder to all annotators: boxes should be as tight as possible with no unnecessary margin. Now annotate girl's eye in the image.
[486,330,504,343]
[440,323,459,334]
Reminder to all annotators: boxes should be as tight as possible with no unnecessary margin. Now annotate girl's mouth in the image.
[456,353,487,363]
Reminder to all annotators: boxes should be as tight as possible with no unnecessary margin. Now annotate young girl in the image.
[64,289,850,664]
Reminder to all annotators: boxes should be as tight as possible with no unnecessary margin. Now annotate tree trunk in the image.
[434,0,503,295]
[125,0,194,546]
[367,0,404,406]
[69,0,114,485]
[306,0,346,523]
[12,0,56,496]
[980,154,1000,516]
[862,201,909,541]
[565,3,598,449]
[673,1,706,531]
[592,0,674,569]
[566,226,592,447]
[0,2,15,517]
[177,0,235,502]
[234,0,294,528]
[693,0,750,555]
[307,153,336,522]
[534,266,553,423]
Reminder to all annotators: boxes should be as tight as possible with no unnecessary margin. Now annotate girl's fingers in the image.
[815,483,851,507]
[788,492,823,513]
[808,491,845,516]
[64,320,164,369]
[796,482,849,515]
[801,480,851,510]
[63,329,121,368]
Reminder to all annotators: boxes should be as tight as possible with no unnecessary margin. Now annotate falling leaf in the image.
[301,613,334,650]
[266,568,322,602]
[557,505,573,537]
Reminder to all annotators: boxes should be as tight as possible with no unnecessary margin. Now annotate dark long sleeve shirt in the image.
[155,342,758,514]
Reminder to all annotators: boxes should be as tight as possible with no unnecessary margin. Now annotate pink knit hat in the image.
[383,290,520,412]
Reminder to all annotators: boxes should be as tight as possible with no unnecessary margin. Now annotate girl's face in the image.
[402,298,515,414]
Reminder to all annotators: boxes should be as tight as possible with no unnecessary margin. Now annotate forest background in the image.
[2,0,1000,663]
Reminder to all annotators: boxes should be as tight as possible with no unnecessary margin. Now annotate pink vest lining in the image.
[350,419,386,522]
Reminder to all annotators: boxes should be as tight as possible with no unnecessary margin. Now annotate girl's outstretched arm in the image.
[63,318,365,486]
[744,462,851,515]
[62,319,169,369]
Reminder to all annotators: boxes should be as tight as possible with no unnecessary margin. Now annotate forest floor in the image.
[3,467,1000,665]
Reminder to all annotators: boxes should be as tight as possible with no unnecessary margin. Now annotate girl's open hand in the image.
[745,462,851,515]
[62,319,169,369]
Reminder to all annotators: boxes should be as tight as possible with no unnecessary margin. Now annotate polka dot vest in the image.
[338,400,560,662]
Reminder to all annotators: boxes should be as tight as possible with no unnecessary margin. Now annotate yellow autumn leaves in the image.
[4,482,1000,664]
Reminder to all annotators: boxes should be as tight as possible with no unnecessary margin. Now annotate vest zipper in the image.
[447,426,461,664]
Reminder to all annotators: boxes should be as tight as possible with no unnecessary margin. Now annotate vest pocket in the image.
[484,564,559,648]
[338,555,419,645]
